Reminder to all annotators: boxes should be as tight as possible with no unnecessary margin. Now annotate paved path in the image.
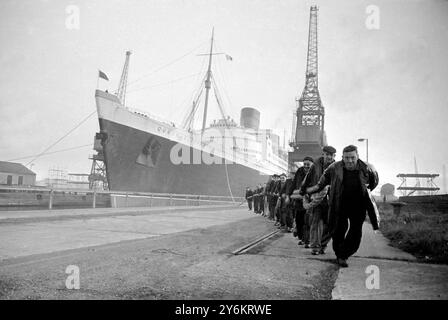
[0,205,245,260]
[331,224,448,300]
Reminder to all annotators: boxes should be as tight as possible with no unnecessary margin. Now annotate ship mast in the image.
[201,28,214,133]
[116,51,132,106]
[180,28,233,132]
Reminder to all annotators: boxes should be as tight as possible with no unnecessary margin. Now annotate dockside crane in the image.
[288,6,327,172]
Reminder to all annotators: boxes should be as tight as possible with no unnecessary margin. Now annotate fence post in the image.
[169,194,173,206]
[93,190,96,208]
[49,189,53,210]
[185,195,188,206]
[112,195,117,208]
[198,195,200,206]
[150,194,153,207]
[125,192,128,207]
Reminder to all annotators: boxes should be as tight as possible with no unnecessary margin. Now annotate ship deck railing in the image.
[126,106,178,128]
[0,186,246,210]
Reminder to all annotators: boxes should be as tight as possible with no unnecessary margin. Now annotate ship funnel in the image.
[240,107,260,130]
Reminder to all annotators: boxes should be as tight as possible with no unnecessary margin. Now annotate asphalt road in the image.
[0,206,338,299]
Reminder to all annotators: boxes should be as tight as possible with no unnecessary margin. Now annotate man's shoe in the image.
[298,240,304,245]
[319,248,325,255]
[337,258,348,268]
[311,250,319,255]
[304,244,310,249]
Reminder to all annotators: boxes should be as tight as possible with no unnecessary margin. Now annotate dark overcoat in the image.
[315,160,380,233]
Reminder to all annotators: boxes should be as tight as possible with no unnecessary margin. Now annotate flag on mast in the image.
[225,54,233,61]
[98,70,109,81]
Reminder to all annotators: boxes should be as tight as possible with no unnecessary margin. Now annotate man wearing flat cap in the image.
[245,187,254,211]
[274,174,286,226]
[289,156,313,247]
[267,174,279,220]
[264,176,272,217]
[300,146,337,255]
[279,171,295,232]
[304,145,379,268]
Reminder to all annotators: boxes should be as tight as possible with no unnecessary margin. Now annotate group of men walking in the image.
[245,144,380,268]
[245,173,294,231]
[245,183,267,214]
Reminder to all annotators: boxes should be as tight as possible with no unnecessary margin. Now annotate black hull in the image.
[100,119,270,197]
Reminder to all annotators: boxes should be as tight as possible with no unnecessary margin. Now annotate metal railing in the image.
[0,186,245,210]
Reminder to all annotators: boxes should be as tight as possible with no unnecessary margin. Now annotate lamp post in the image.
[357,138,368,163]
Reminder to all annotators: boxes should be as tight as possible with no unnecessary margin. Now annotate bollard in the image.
[185,195,188,206]
[92,190,96,208]
[391,202,406,216]
[49,189,53,210]
[150,194,153,207]
[169,194,173,206]
[125,192,128,207]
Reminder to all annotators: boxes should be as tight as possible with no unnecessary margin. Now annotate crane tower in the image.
[289,6,327,172]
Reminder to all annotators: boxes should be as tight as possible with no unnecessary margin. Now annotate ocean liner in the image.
[94,31,288,197]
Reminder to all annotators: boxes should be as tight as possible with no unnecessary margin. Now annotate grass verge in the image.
[378,202,448,264]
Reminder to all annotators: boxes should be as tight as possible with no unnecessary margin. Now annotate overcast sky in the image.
[1,0,447,193]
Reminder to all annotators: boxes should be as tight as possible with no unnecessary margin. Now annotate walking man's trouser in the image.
[303,211,311,245]
[259,195,264,214]
[332,208,366,259]
[269,196,277,219]
[295,207,306,240]
[309,201,331,251]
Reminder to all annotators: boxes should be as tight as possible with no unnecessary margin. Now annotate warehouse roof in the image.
[0,161,36,175]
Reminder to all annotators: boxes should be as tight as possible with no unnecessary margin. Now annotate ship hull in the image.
[99,118,270,197]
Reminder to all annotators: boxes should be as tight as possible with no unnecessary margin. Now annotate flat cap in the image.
[323,145,336,154]
[303,156,314,162]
